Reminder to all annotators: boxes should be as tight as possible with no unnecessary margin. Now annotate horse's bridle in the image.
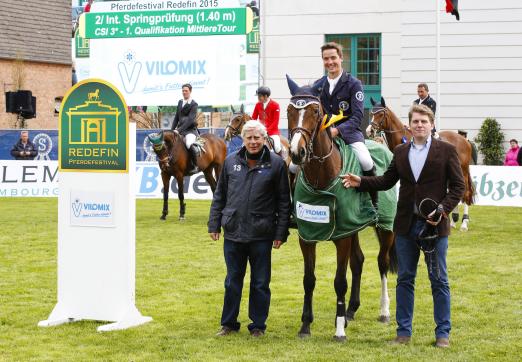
[225,113,247,138]
[370,106,409,148]
[288,95,334,163]
[154,131,179,167]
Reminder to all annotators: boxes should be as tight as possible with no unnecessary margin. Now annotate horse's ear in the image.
[240,104,245,113]
[286,74,299,96]
[311,79,322,96]
[231,105,236,113]
[381,96,386,107]
[159,130,164,141]
[370,97,376,106]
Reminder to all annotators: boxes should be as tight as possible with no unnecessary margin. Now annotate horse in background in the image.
[368,97,475,231]
[224,104,292,168]
[286,75,398,341]
[148,130,226,221]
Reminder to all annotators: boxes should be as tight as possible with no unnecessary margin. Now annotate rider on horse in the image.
[315,42,379,208]
[251,86,282,154]
[171,83,201,173]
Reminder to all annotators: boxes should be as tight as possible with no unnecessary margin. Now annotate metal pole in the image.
[435,0,436,130]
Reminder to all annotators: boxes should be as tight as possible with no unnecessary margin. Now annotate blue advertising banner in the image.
[1,128,289,160]
[0,130,58,161]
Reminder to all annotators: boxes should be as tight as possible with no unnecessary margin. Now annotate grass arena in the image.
[1,198,520,361]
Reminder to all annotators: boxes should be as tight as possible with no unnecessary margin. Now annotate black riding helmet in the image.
[256,86,271,97]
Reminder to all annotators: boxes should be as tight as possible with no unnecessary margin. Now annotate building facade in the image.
[260,0,522,145]
[0,0,72,129]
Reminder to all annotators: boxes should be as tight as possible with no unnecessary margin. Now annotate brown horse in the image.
[368,97,475,230]
[148,130,226,221]
[286,76,397,341]
[224,105,292,168]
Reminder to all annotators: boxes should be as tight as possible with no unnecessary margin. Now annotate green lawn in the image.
[0,198,521,361]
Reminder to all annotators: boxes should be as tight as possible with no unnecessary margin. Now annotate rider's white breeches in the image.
[350,141,374,171]
[185,133,197,148]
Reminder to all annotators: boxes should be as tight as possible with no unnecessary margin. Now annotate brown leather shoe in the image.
[215,326,238,336]
[249,329,265,337]
[390,336,411,345]
[435,337,450,348]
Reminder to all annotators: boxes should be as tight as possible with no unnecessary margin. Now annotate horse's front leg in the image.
[346,234,364,322]
[160,172,170,220]
[461,203,470,231]
[175,173,186,221]
[375,228,394,323]
[298,238,316,338]
[333,237,352,342]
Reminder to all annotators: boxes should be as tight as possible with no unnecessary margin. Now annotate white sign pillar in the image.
[39,122,152,332]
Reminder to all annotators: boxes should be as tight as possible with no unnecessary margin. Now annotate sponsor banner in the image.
[0,128,245,160]
[296,201,330,223]
[470,166,522,207]
[70,190,115,227]
[0,161,59,197]
[136,162,212,199]
[0,130,58,161]
[89,36,241,106]
[83,8,251,39]
[4,162,519,206]
[59,79,129,172]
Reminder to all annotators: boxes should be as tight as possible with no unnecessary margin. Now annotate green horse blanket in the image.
[294,139,397,243]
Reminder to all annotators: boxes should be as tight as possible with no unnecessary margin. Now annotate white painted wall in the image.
[260,0,402,127]
[261,0,522,151]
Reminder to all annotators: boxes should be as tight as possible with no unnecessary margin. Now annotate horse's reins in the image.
[288,95,334,164]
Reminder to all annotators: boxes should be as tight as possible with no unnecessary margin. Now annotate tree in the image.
[475,118,505,165]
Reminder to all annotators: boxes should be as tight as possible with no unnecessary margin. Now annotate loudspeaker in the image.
[21,96,36,119]
[5,92,16,113]
[15,90,33,113]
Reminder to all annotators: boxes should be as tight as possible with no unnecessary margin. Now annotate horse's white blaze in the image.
[335,316,346,338]
[290,109,305,155]
[380,275,390,317]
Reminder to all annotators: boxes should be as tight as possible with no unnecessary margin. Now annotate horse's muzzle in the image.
[290,147,307,165]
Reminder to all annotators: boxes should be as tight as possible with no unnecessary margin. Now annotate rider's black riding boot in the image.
[189,145,200,173]
[363,167,379,210]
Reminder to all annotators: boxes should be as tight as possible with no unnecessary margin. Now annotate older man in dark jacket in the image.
[208,120,290,338]
[10,131,37,160]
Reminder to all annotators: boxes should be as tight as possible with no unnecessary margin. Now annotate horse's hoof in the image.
[450,222,456,229]
[298,332,311,339]
[333,335,347,342]
[460,225,468,232]
[179,216,185,222]
[346,315,355,321]
[378,315,390,324]
[160,216,166,221]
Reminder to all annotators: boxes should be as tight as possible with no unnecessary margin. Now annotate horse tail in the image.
[388,236,398,274]
[463,170,476,206]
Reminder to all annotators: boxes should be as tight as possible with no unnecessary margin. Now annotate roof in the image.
[0,0,71,65]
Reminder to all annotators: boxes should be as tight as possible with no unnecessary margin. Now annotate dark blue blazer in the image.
[315,71,365,144]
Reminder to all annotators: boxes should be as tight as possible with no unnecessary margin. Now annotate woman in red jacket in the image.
[252,86,282,153]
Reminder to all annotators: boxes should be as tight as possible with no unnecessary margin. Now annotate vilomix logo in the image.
[117,49,207,94]
[72,198,82,217]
